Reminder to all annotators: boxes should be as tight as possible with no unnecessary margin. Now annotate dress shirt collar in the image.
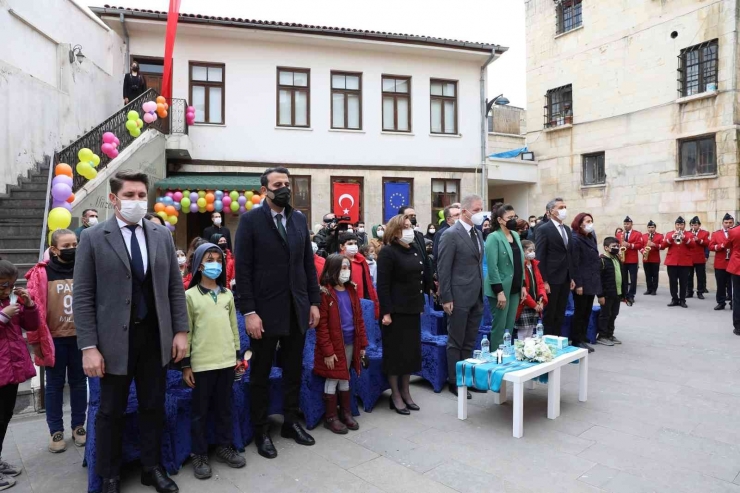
[460,220,474,233]
[270,207,286,218]
[116,216,143,230]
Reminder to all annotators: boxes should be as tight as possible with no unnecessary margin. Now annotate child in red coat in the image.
[515,240,548,340]
[314,255,368,434]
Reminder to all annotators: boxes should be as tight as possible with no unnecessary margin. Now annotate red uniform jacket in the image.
[661,230,696,267]
[640,232,663,264]
[24,262,56,367]
[225,249,236,287]
[725,227,740,276]
[349,253,380,319]
[617,229,644,264]
[313,285,369,381]
[709,229,731,270]
[516,259,548,320]
[690,229,709,264]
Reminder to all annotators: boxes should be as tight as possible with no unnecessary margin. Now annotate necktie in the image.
[275,214,288,242]
[125,225,147,320]
[559,224,569,246]
[470,227,478,251]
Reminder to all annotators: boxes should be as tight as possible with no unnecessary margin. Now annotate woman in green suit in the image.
[484,204,527,347]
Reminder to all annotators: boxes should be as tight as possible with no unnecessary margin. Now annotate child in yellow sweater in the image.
[182,243,245,479]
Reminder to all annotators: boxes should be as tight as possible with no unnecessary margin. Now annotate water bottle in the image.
[481,335,490,357]
[536,320,544,339]
[503,329,512,352]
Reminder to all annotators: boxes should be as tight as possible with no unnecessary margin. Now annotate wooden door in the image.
[145,74,162,94]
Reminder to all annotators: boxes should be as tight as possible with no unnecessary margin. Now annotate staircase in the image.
[0,159,50,286]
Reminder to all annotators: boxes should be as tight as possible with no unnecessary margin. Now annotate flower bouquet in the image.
[514,338,554,363]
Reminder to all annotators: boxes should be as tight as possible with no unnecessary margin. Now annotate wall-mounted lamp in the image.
[521,152,535,161]
[69,44,85,64]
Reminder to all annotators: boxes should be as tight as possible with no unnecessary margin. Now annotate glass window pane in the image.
[444,100,456,133]
[207,67,223,82]
[432,180,445,193]
[192,86,205,122]
[192,65,207,81]
[396,79,409,93]
[279,71,293,85]
[699,138,715,173]
[295,90,308,126]
[382,78,395,92]
[138,63,163,74]
[346,76,360,90]
[383,96,395,130]
[279,89,292,125]
[431,100,442,132]
[347,94,360,129]
[208,87,222,123]
[332,93,345,128]
[681,141,697,176]
[292,177,310,207]
[447,180,458,194]
[332,74,345,89]
[294,72,308,87]
[397,97,409,131]
[444,82,456,97]
[431,82,443,96]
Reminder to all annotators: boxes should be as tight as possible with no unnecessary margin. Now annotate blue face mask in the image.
[202,262,222,280]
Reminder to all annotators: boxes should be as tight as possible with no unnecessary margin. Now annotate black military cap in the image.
[723,213,733,221]
[675,216,685,224]
[623,216,633,223]
[690,216,701,225]
[647,220,656,227]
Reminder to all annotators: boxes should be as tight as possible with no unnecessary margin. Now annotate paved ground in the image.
[5,289,740,493]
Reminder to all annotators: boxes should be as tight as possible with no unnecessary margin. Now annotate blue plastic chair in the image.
[587,305,601,343]
[352,299,389,412]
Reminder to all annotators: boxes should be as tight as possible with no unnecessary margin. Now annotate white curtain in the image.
[192,86,205,123]
[382,97,395,130]
[397,97,409,131]
[431,100,442,133]
[208,87,222,123]
[295,91,308,126]
[444,101,455,133]
[332,93,345,128]
[278,90,292,125]
[347,94,360,129]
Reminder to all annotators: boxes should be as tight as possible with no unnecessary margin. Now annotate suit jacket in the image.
[641,232,663,264]
[570,233,601,296]
[534,220,573,285]
[690,229,709,264]
[436,221,483,309]
[74,217,188,375]
[432,222,451,261]
[661,230,696,267]
[726,227,740,276]
[709,229,731,269]
[235,204,320,336]
[616,229,644,264]
[484,229,525,299]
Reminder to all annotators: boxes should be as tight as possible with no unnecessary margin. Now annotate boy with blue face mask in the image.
[182,243,245,478]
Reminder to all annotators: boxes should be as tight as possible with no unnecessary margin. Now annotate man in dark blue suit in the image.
[235,167,321,459]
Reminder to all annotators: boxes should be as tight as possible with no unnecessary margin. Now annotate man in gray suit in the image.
[437,194,485,399]
[74,170,188,493]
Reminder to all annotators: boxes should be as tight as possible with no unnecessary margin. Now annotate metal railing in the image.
[168,98,189,135]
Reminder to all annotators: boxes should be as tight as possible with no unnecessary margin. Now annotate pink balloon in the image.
[221,196,232,208]
[173,191,183,202]
[108,148,119,159]
[101,143,114,154]
[187,106,195,113]
[142,101,157,113]
[143,112,156,124]
[165,191,174,198]
[113,136,120,145]
[102,132,116,144]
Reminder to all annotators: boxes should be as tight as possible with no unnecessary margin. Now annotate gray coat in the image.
[74,216,189,375]
[436,221,484,309]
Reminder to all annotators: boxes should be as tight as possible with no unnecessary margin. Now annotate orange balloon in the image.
[251,195,261,205]
[154,203,166,213]
[205,193,215,204]
[165,205,177,216]
[66,193,75,204]
[206,203,215,212]
[156,103,165,113]
[55,163,73,177]
[156,96,166,105]
[158,109,168,118]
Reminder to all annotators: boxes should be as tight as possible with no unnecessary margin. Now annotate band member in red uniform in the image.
[641,221,663,296]
[661,216,696,308]
[616,217,643,306]
[709,213,734,310]
[687,217,709,299]
[726,224,740,334]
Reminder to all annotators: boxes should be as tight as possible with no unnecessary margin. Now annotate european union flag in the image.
[384,182,410,223]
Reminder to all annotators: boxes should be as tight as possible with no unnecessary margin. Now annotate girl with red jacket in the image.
[211,234,235,288]
[515,240,548,341]
[314,255,368,434]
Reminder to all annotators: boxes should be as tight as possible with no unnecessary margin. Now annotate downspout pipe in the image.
[120,13,130,69]
[480,50,499,207]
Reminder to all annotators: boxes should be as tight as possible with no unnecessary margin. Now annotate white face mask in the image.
[345,244,359,256]
[470,212,485,226]
[339,270,351,284]
[377,230,384,238]
[525,252,536,260]
[87,217,98,227]
[401,229,415,245]
[358,228,365,233]
[347,228,354,234]
[529,221,536,228]
[429,228,436,234]
[214,218,222,226]
[556,208,568,222]
[177,256,186,266]
[311,242,318,254]
[116,198,148,224]
[583,223,594,233]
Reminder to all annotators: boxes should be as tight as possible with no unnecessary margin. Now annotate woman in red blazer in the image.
[515,240,548,340]
[314,255,369,434]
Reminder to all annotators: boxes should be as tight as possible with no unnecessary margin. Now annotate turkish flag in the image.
[333,182,360,223]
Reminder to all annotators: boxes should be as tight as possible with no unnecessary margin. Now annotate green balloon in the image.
[125,120,137,131]
[229,191,239,201]
[438,210,445,219]
[180,197,191,209]
[230,201,239,212]
[127,110,139,121]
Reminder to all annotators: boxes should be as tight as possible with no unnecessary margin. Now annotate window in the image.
[678,39,718,97]
[430,79,457,134]
[290,175,311,221]
[544,84,572,128]
[431,179,460,220]
[189,62,225,124]
[582,152,606,186]
[382,76,411,132]
[679,135,716,177]
[330,72,361,130]
[556,0,582,35]
[277,68,310,127]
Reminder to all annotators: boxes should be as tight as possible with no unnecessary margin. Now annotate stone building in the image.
[525,0,739,243]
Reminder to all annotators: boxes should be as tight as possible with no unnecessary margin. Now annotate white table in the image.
[457,348,588,438]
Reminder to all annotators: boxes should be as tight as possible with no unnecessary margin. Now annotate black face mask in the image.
[504,218,518,231]
[219,244,228,252]
[610,247,620,255]
[58,248,76,263]
[268,187,291,208]
[410,217,417,226]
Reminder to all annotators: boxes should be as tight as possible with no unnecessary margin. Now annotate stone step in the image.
[0,198,48,209]
[0,237,41,250]
[30,174,50,184]
[0,207,47,218]
[13,182,48,192]
[13,263,35,283]
[0,249,41,264]
[7,190,48,200]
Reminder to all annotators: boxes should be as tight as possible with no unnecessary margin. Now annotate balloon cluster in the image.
[76,148,100,181]
[155,96,168,119]
[101,132,120,159]
[185,105,196,125]
[153,196,179,233]
[141,101,159,124]
[125,111,143,138]
[158,189,265,218]
[48,164,74,241]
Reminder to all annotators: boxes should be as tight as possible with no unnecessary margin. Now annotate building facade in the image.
[525,0,739,239]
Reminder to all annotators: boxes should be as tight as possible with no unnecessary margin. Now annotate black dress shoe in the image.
[141,466,178,493]
[680,302,688,308]
[255,433,277,459]
[697,293,705,300]
[714,304,726,310]
[389,399,410,415]
[448,385,471,399]
[650,291,657,296]
[686,293,694,299]
[733,327,740,336]
[643,291,652,295]
[577,342,595,353]
[102,478,121,493]
[281,423,315,446]
[702,288,709,294]
[667,301,680,307]
[402,398,420,411]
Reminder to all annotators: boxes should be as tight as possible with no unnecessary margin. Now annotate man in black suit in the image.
[202,211,233,252]
[432,204,461,261]
[535,198,575,336]
[235,167,321,459]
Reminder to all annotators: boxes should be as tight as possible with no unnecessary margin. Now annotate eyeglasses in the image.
[0,282,14,290]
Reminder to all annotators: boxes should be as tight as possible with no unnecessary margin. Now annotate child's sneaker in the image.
[0,458,20,477]
[48,432,66,453]
[0,473,15,491]
[214,446,246,468]
[73,426,86,447]
[191,454,211,479]
[609,336,622,345]
[595,336,614,346]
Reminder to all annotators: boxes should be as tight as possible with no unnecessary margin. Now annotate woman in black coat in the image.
[376,214,425,415]
[570,213,600,352]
